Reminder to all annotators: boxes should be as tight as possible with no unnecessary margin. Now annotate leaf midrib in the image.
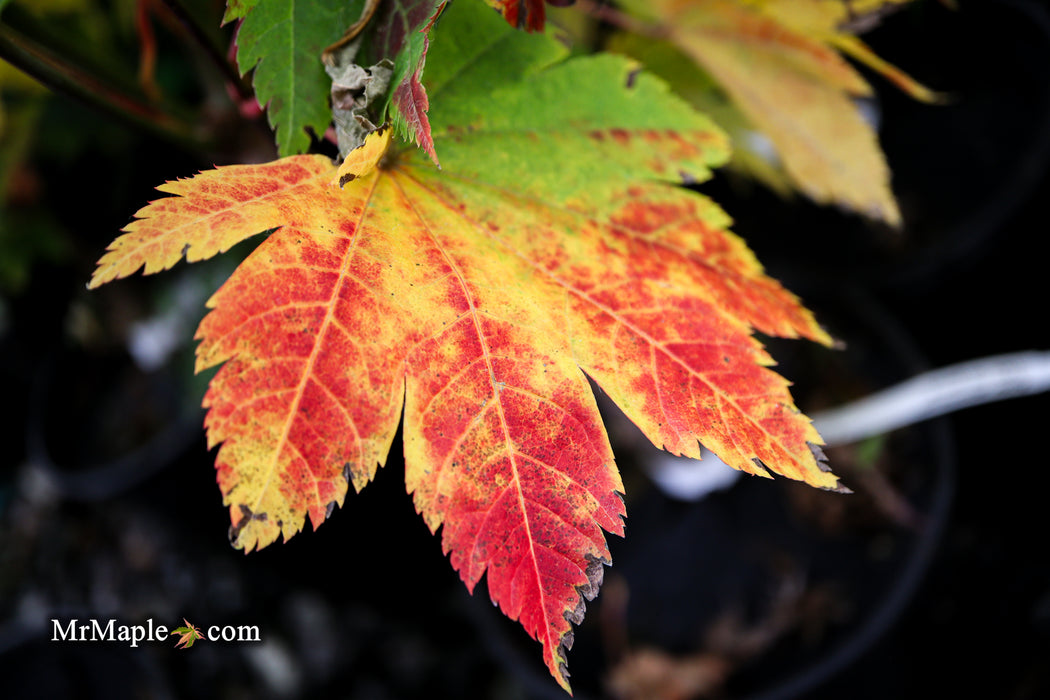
[387,171,563,658]
[247,172,382,521]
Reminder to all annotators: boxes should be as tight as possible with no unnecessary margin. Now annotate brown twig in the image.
[135,0,161,101]
[156,0,253,101]
[0,21,203,148]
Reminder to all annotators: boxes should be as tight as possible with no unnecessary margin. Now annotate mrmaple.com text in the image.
[51,619,261,646]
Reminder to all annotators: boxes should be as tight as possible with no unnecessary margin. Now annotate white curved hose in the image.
[647,351,1050,501]
[811,350,1050,445]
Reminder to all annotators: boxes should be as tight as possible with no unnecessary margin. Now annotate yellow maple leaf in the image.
[616,0,939,224]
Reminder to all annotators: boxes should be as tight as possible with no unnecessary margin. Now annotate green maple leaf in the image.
[230,0,366,156]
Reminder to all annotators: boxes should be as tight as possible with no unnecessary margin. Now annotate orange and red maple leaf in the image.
[89,126,834,688]
[89,5,840,690]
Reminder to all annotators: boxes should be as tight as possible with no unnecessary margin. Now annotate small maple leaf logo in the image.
[171,619,203,649]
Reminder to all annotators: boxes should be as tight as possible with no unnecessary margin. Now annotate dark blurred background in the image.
[2,0,1049,698]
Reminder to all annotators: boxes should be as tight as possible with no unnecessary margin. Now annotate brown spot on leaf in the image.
[809,442,830,470]
[228,504,268,546]
[824,482,853,494]
[556,553,609,683]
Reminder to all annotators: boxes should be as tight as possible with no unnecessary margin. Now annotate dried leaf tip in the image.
[333,127,392,188]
